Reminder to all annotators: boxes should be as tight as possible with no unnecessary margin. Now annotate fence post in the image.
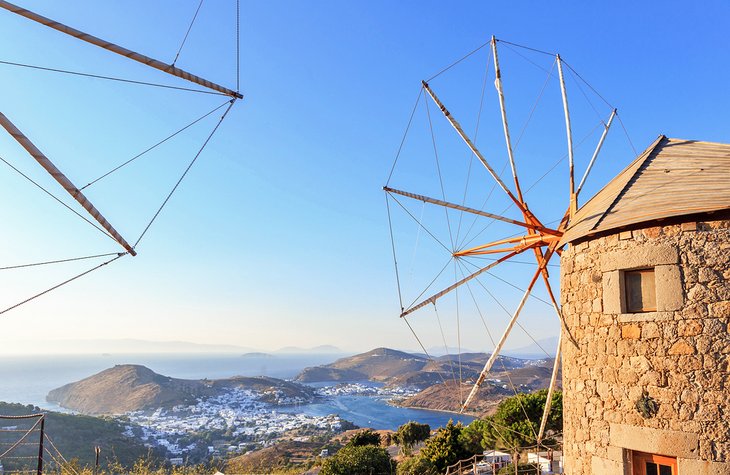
[36,416,44,475]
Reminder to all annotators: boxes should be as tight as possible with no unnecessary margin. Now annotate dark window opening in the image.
[624,268,657,313]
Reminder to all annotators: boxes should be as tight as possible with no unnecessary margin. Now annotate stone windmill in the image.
[560,136,730,474]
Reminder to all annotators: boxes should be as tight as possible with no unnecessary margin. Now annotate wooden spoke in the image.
[0,0,242,99]
[537,332,562,444]
[491,36,524,203]
[420,81,531,218]
[400,251,520,318]
[556,55,575,216]
[0,113,137,256]
[576,109,617,198]
[461,265,543,412]
[384,186,560,236]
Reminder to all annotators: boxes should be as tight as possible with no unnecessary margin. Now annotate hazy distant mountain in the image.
[501,336,560,359]
[3,338,259,355]
[47,364,315,415]
[274,345,344,354]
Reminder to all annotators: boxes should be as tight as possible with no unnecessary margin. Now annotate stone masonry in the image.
[561,219,730,474]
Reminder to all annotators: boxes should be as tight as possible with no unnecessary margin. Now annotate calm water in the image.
[0,353,474,430]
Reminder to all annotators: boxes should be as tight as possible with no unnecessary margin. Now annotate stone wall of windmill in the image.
[560,219,730,474]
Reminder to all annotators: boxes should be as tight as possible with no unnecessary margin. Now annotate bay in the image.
[0,354,474,430]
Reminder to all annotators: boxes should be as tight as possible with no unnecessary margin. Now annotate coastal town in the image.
[120,382,419,459]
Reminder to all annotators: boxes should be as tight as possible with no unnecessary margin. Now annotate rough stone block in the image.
[600,244,679,272]
[656,264,684,311]
[677,458,730,475]
[609,423,700,459]
[669,339,696,355]
[591,455,625,474]
[709,301,730,318]
[622,324,641,340]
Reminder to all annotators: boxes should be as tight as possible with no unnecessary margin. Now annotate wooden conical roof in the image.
[560,135,730,245]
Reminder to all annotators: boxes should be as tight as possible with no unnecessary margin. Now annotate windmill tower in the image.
[559,136,730,474]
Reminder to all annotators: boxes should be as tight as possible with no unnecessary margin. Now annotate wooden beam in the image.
[0,0,242,99]
[0,113,136,256]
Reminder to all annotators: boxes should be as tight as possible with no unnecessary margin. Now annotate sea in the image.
[0,353,475,430]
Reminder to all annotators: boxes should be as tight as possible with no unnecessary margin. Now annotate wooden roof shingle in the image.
[560,135,730,245]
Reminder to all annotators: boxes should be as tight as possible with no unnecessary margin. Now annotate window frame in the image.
[623,267,657,313]
[632,450,677,475]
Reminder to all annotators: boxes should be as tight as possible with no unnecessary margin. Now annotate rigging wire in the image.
[133,100,236,249]
[386,193,452,255]
[385,89,422,186]
[0,155,116,242]
[460,262,552,358]
[561,59,614,110]
[433,304,462,401]
[0,59,227,96]
[459,265,540,442]
[425,39,491,83]
[402,257,453,314]
[616,112,638,156]
[513,59,557,149]
[0,253,127,317]
[385,194,405,312]
[172,0,205,67]
[455,47,491,247]
[236,0,241,92]
[80,100,232,190]
[496,39,555,57]
[0,252,121,271]
[424,95,456,251]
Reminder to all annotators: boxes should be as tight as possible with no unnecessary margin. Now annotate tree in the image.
[418,420,472,472]
[393,421,430,455]
[346,429,381,447]
[395,455,438,475]
[459,418,492,454]
[320,445,396,475]
[487,389,563,451]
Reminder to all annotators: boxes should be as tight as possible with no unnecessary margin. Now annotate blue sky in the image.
[0,1,728,354]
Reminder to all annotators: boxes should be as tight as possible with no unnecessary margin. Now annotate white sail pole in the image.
[0,113,137,256]
[537,332,562,443]
[576,109,617,197]
[461,267,541,412]
[556,55,575,216]
[491,36,524,202]
[0,0,242,99]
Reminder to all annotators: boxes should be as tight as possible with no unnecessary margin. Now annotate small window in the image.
[624,268,656,313]
[632,451,676,475]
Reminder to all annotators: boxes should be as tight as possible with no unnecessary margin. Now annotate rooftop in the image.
[560,136,730,245]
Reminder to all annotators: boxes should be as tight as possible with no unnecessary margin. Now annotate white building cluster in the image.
[121,387,343,457]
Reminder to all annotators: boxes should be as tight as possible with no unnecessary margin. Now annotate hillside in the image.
[0,402,161,471]
[400,381,512,416]
[47,365,212,415]
[47,365,315,415]
[296,347,550,390]
[296,348,428,384]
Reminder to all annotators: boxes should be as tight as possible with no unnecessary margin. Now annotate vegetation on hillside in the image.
[0,402,162,472]
[396,389,563,474]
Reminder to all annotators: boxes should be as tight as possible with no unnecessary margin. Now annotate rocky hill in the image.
[400,381,512,416]
[296,347,550,390]
[47,364,314,415]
